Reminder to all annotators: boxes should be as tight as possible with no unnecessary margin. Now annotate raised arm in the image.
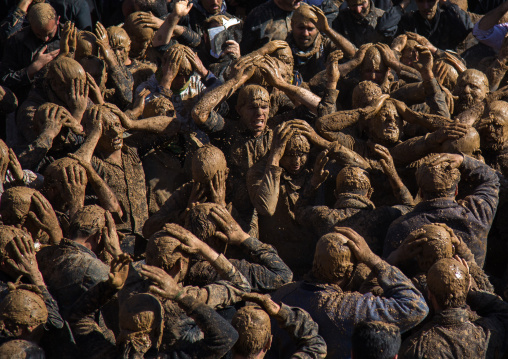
[152,0,193,47]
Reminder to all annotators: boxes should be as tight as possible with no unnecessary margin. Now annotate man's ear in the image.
[262,335,273,353]
[168,258,183,277]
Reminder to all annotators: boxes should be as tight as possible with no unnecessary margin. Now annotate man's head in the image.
[231,306,272,358]
[368,100,402,146]
[118,293,164,355]
[351,321,401,359]
[433,59,459,90]
[427,258,469,310]
[79,56,107,91]
[184,203,223,251]
[0,339,45,359]
[33,103,83,150]
[68,205,106,252]
[361,46,388,84]
[312,233,356,284]
[75,31,98,61]
[416,154,460,200]
[201,0,223,14]
[415,0,439,20]
[347,0,371,19]
[145,231,190,281]
[409,223,456,272]
[28,3,59,43]
[83,105,125,154]
[279,133,310,176]
[453,69,489,114]
[45,57,87,106]
[0,226,34,280]
[107,26,132,65]
[352,81,382,109]
[335,166,373,199]
[478,100,508,153]
[142,96,175,118]
[291,3,319,50]
[274,0,302,12]
[124,12,155,59]
[400,39,419,68]
[191,145,228,184]
[236,85,270,137]
[0,288,48,342]
[162,44,194,90]
[439,126,481,158]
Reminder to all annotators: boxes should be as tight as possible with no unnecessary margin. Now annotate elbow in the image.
[255,202,277,217]
[191,105,207,126]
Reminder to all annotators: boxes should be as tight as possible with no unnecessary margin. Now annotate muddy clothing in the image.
[270,303,328,359]
[92,146,149,236]
[288,33,336,83]
[400,290,508,359]
[127,59,157,95]
[187,236,293,292]
[104,60,134,108]
[0,25,60,102]
[240,0,293,55]
[49,0,93,30]
[0,6,26,46]
[332,1,385,47]
[270,261,429,359]
[384,156,500,267]
[37,239,118,358]
[246,160,316,278]
[377,3,474,51]
[296,191,410,255]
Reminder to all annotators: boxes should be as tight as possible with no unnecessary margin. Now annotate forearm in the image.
[88,172,123,217]
[315,109,362,137]
[401,107,450,131]
[127,115,178,133]
[487,58,508,92]
[152,14,180,47]
[317,88,339,116]
[387,173,414,206]
[192,79,237,125]
[329,141,370,169]
[478,1,508,31]
[324,28,356,58]
[276,82,321,114]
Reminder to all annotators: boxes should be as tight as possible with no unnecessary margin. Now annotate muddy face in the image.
[201,0,222,14]
[400,40,419,67]
[427,258,469,309]
[107,26,132,65]
[97,110,125,154]
[279,134,310,175]
[237,85,270,138]
[453,70,489,113]
[361,47,387,84]
[413,224,454,272]
[28,3,59,43]
[368,102,402,146]
[312,233,356,283]
[416,0,439,20]
[232,306,271,357]
[478,101,508,153]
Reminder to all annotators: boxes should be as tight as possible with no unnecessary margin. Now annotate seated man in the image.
[270,227,428,359]
[233,293,327,358]
[400,257,508,358]
[351,321,401,359]
[384,153,499,267]
[0,3,60,102]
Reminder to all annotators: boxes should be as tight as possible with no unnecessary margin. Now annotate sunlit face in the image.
[454,72,488,111]
[369,102,402,145]
[347,0,370,18]
[237,99,270,138]
[201,0,222,14]
[32,17,59,42]
[98,112,125,153]
[361,53,387,85]
[292,21,318,50]
[416,0,439,20]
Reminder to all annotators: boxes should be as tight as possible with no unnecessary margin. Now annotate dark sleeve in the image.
[233,236,293,292]
[422,78,450,118]
[106,62,134,107]
[317,88,339,116]
[39,285,65,330]
[73,0,92,30]
[171,295,238,359]
[0,35,32,90]
[18,133,55,171]
[376,5,404,38]
[275,303,327,359]
[65,280,118,322]
[199,110,226,133]
[0,7,26,44]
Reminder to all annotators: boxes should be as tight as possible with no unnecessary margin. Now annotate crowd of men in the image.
[0,0,508,357]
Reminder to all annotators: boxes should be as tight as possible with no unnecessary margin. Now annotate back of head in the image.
[125,12,155,42]
[285,133,310,154]
[415,154,460,198]
[134,0,168,17]
[0,339,45,359]
[0,225,32,262]
[27,3,56,30]
[118,293,164,354]
[439,126,480,158]
[291,3,318,25]
[46,57,86,88]
[75,31,98,61]
[0,289,48,328]
[352,81,383,109]
[0,187,37,226]
[414,223,455,272]
[427,258,469,309]
[145,231,189,273]
[68,205,106,240]
[142,96,175,118]
[232,306,271,358]
[351,321,401,359]
[336,166,371,196]
[312,233,355,283]
[43,156,81,185]
[33,103,73,134]
[107,26,131,49]
[191,145,227,183]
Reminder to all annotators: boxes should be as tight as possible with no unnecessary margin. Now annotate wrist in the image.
[268,153,281,167]
[365,254,382,267]
[420,69,434,81]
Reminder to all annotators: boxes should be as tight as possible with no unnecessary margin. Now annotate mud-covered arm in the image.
[392,78,450,118]
[337,261,429,333]
[275,303,328,359]
[487,35,508,92]
[39,285,65,330]
[394,99,451,131]
[152,0,193,48]
[172,295,239,359]
[468,290,508,347]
